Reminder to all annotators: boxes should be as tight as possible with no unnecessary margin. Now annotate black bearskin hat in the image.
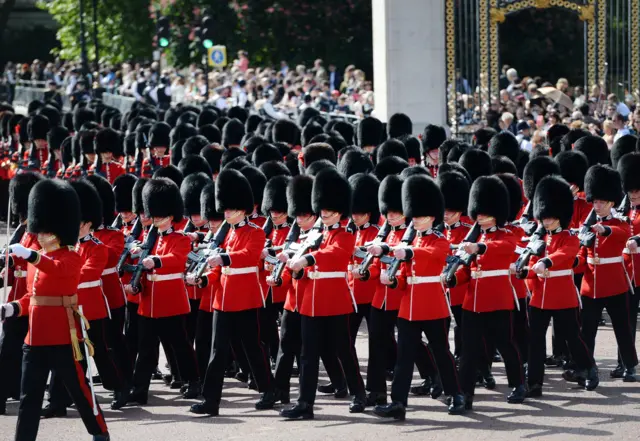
[402,175,444,224]
[182,135,210,157]
[73,108,95,132]
[306,159,336,177]
[253,143,282,167]
[468,176,510,226]
[585,164,623,205]
[496,173,523,222]
[332,121,355,145]
[198,124,221,144]
[555,150,589,190]
[143,177,184,221]
[10,171,44,221]
[523,155,561,200]
[245,114,263,134]
[113,173,137,213]
[47,126,69,151]
[459,148,492,183]
[222,119,245,147]
[377,139,408,162]
[94,127,119,154]
[71,180,103,229]
[178,155,212,177]
[534,176,574,229]
[301,122,324,147]
[400,166,429,179]
[240,165,267,211]
[561,128,590,151]
[196,109,217,128]
[473,127,497,149]
[260,160,291,181]
[227,106,248,124]
[574,135,610,167]
[132,178,148,215]
[297,107,320,128]
[421,124,446,154]
[379,175,404,215]
[170,123,197,148]
[491,155,517,175]
[488,131,520,164]
[387,113,413,139]
[180,172,211,216]
[80,129,97,155]
[201,145,223,176]
[221,148,246,169]
[28,114,49,141]
[312,168,352,217]
[200,182,223,221]
[437,171,470,213]
[349,173,380,224]
[618,152,640,193]
[38,106,60,127]
[439,161,472,183]
[177,111,198,127]
[374,156,409,181]
[611,134,637,169]
[85,174,115,226]
[338,149,374,178]
[262,175,291,214]
[358,117,383,148]
[302,143,336,171]
[287,174,314,217]
[153,164,183,188]
[273,119,301,146]
[215,168,254,214]
[149,122,171,148]
[402,136,422,164]
[28,179,80,247]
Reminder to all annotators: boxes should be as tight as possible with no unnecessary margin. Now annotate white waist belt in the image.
[407,275,441,285]
[78,280,101,289]
[146,273,184,282]
[221,266,258,276]
[587,256,624,265]
[538,269,573,279]
[14,270,27,278]
[101,267,117,276]
[471,269,510,279]
[308,271,347,280]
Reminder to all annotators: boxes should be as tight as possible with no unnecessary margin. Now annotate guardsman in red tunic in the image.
[260,175,292,364]
[241,165,268,228]
[556,150,592,229]
[25,115,50,174]
[363,175,406,403]
[0,172,43,414]
[522,176,597,397]
[92,128,125,185]
[448,176,526,408]
[73,129,98,180]
[1,179,110,441]
[190,169,276,416]
[280,168,366,419]
[375,175,465,420]
[421,124,446,178]
[152,164,188,232]
[575,165,638,381]
[180,172,212,344]
[127,178,201,404]
[141,122,171,178]
[43,126,67,178]
[619,153,640,378]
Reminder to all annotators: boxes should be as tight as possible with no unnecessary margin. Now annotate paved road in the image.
[0,223,638,440]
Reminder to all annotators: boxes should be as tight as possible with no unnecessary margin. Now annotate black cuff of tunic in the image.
[599,226,612,237]
[304,254,315,267]
[403,248,414,261]
[379,244,390,256]
[152,257,162,268]
[219,253,231,267]
[476,243,487,255]
[540,257,553,268]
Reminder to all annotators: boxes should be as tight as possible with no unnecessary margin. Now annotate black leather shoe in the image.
[182,381,202,399]
[623,367,637,382]
[280,401,314,420]
[482,373,496,390]
[93,433,110,441]
[334,386,348,399]
[430,376,444,399]
[152,368,163,380]
[189,400,219,416]
[170,380,184,390]
[544,355,564,368]
[526,384,543,398]
[410,378,432,396]
[41,404,67,418]
[562,369,586,386]
[235,371,248,383]
[507,385,526,404]
[127,389,148,405]
[255,390,279,410]
[317,383,334,394]
[247,377,258,391]
[464,394,473,410]
[610,364,625,379]
[365,391,387,407]
[448,394,466,415]
[493,352,502,363]
[349,395,366,413]
[585,367,600,390]
[373,401,405,420]
[110,388,130,410]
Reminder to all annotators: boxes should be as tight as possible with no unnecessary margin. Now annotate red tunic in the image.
[261,223,291,304]
[571,197,593,230]
[371,226,407,311]
[141,155,170,178]
[123,224,144,305]
[624,208,640,286]
[7,231,41,302]
[509,223,529,300]
[348,223,380,305]
[91,161,125,185]
[93,226,127,310]
[75,235,110,321]
[184,226,209,301]
[444,221,471,307]
[282,230,310,313]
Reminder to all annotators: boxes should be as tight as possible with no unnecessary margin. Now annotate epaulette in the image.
[433,230,445,238]
[106,226,120,232]
[90,236,103,245]
[460,222,473,228]
[247,222,259,229]
[370,224,380,231]
[613,213,630,224]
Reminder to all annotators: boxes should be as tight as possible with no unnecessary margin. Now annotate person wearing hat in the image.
[279,168,366,419]
[516,121,532,152]
[43,126,67,177]
[142,122,171,178]
[421,124,446,178]
[0,179,110,441]
[0,172,43,415]
[126,178,201,405]
[357,117,383,156]
[26,114,50,173]
[72,129,98,180]
[189,169,278,416]
[555,150,592,229]
[523,176,598,397]
[92,128,125,185]
[447,175,527,407]
[374,175,466,419]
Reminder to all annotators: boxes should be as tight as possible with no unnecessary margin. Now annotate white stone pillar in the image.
[372,0,447,135]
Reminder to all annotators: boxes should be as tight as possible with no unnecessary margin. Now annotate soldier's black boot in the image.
[280,401,314,420]
[610,363,625,379]
[448,394,466,415]
[365,391,387,407]
[110,387,130,410]
[373,401,406,420]
[41,404,67,418]
[349,394,366,413]
[507,385,526,404]
[255,390,279,410]
[409,377,432,396]
[127,388,148,405]
[93,432,110,441]
[623,367,637,383]
[527,384,543,398]
[585,367,600,391]
[182,381,202,399]
[430,375,444,399]
[189,400,219,416]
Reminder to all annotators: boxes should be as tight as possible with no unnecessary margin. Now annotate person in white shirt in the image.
[612,112,631,142]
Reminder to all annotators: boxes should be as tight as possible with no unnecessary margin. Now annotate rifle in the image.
[265,221,301,285]
[0,223,27,269]
[263,217,274,248]
[442,222,482,286]
[186,229,213,274]
[382,222,417,282]
[578,208,598,247]
[111,214,123,230]
[121,226,159,293]
[188,221,232,281]
[516,201,537,236]
[289,219,324,280]
[116,219,143,277]
[514,223,546,276]
[352,221,391,277]
[617,195,630,215]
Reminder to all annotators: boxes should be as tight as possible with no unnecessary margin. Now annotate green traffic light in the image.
[159,37,169,48]
[203,39,213,49]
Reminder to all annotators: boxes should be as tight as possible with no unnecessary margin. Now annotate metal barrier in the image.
[13,86,47,108]
[102,93,136,113]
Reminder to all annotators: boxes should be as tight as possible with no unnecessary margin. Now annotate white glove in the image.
[9,244,31,259]
[1,303,15,320]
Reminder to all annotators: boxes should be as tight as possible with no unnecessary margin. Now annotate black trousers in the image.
[16,344,108,441]
[275,309,302,393]
[349,303,372,345]
[133,315,199,394]
[451,305,463,358]
[259,295,283,363]
[414,335,445,380]
[554,274,584,358]
[195,310,213,380]
[187,299,200,346]
[391,317,461,402]
[460,309,525,397]
[0,316,28,402]
[109,305,126,338]
[366,306,397,394]
[618,286,639,366]
[528,306,593,386]
[125,302,140,368]
[298,314,365,405]
[514,298,529,365]
[202,309,274,406]
[581,292,638,369]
